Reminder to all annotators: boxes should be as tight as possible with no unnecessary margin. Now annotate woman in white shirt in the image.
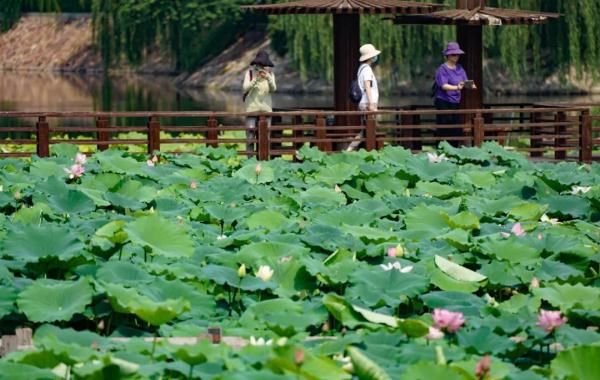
[347,44,381,151]
[358,44,381,111]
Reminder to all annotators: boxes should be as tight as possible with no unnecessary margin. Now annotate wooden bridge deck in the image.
[0,103,598,163]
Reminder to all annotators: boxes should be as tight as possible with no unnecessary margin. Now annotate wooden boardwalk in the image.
[0,103,598,162]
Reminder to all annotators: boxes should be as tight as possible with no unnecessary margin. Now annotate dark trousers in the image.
[435,98,461,147]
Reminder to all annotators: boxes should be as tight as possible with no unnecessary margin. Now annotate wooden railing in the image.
[0,104,596,162]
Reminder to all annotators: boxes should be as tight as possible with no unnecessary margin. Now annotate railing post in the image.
[580,109,592,163]
[147,116,160,155]
[365,114,377,151]
[96,116,110,151]
[529,111,542,158]
[293,115,303,155]
[472,113,484,147]
[207,116,218,148]
[36,116,50,157]
[554,111,567,160]
[257,116,269,160]
[315,115,331,152]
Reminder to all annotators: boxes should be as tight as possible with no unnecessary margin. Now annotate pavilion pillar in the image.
[333,14,360,126]
[457,0,484,110]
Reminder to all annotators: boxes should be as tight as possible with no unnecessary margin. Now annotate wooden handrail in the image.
[0,104,597,162]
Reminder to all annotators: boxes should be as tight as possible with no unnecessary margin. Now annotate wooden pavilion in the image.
[241,0,444,123]
[394,0,560,110]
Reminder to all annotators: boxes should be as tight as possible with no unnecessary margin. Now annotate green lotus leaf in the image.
[43,189,95,215]
[313,163,359,185]
[103,282,190,326]
[415,181,462,199]
[34,324,107,349]
[437,229,471,250]
[551,345,600,380]
[347,267,429,308]
[124,214,194,258]
[29,160,69,179]
[398,319,430,338]
[200,264,274,291]
[434,255,486,282]
[404,155,457,182]
[352,305,397,328]
[404,204,450,240]
[3,224,85,263]
[103,192,145,210]
[244,299,326,335]
[466,195,523,217]
[17,279,93,322]
[540,195,591,218]
[204,204,247,224]
[96,152,145,175]
[340,224,396,242]
[443,211,480,230]
[322,293,373,329]
[429,267,482,293]
[95,220,128,244]
[236,242,309,266]
[456,326,515,355]
[455,170,496,188]
[401,362,464,380]
[364,173,408,195]
[421,291,485,317]
[347,346,392,380]
[0,362,57,380]
[533,283,600,311]
[172,340,210,366]
[12,203,54,224]
[297,186,346,207]
[509,202,549,221]
[302,255,359,285]
[235,162,275,184]
[246,210,289,230]
[0,285,17,318]
[479,238,540,263]
[95,261,154,285]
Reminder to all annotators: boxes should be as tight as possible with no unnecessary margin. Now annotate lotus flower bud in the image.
[237,264,246,278]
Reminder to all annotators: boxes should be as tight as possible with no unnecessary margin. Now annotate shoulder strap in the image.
[357,64,368,78]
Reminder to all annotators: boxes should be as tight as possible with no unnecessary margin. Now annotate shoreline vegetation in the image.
[0,0,600,95]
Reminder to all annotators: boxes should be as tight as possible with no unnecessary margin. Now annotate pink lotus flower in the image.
[255,163,262,176]
[511,223,526,236]
[537,310,567,333]
[190,181,198,189]
[334,184,342,193]
[151,155,159,163]
[432,309,465,333]
[146,160,155,167]
[530,277,540,288]
[75,152,87,165]
[64,164,85,179]
[387,247,397,258]
[475,355,491,379]
[426,326,444,340]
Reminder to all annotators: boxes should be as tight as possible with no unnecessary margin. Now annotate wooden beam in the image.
[333,13,360,126]
[457,24,483,110]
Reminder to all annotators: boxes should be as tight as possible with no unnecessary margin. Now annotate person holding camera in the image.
[433,42,477,147]
[242,50,277,154]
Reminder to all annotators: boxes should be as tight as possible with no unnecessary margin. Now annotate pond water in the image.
[2,72,599,114]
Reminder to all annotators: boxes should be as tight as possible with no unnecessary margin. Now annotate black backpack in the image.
[349,65,368,104]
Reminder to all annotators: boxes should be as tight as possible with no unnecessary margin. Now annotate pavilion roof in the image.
[394,6,560,25]
[241,0,444,15]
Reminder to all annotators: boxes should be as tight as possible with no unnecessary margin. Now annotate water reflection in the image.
[1,71,599,114]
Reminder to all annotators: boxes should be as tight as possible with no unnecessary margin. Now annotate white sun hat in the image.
[359,44,381,62]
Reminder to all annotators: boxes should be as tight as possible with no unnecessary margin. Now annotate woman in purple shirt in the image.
[434,42,477,147]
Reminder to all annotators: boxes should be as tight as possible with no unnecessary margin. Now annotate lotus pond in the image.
[0,142,599,380]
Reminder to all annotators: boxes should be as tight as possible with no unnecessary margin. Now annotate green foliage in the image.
[0,145,598,378]
[88,0,256,71]
[269,0,600,83]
